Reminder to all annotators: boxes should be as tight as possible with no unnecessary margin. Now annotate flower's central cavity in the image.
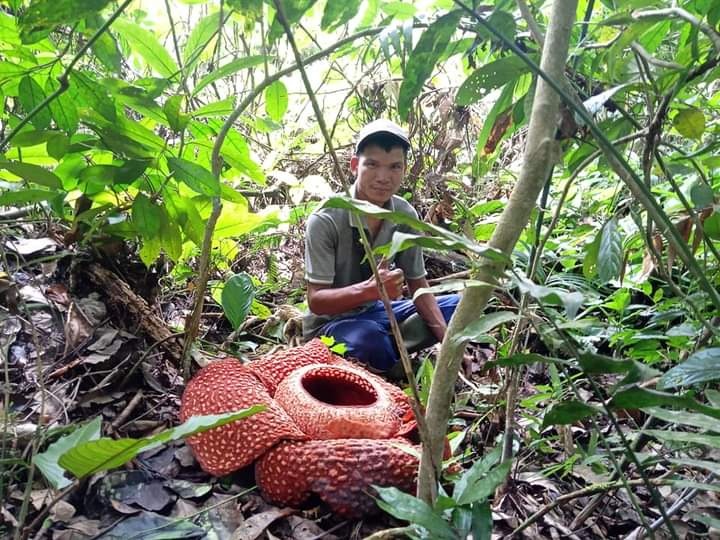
[301,367,378,406]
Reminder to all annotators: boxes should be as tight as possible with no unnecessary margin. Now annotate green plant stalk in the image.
[0,0,134,150]
[271,0,435,490]
[181,24,391,375]
[418,0,578,503]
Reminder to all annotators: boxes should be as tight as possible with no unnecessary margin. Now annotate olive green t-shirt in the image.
[303,187,426,338]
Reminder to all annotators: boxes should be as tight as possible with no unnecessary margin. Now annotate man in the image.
[303,119,460,372]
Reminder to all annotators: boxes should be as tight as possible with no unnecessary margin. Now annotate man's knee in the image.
[321,320,397,371]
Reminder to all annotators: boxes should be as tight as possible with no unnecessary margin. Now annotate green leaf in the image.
[471,502,492,540]
[192,55,270,96]
[46,132,69,160]
[457,55,536,106]
[542,400,600,428]
[59,409,263,479]
[513,275,584,319]
[374,486,457,539]
[88,22,122,73]
[220,129,265,184]
[12,129,57,147]
[644,406,720,432]
[690,182,714,208]
[159,209,183,261]
[658,348,720,389]
[221,273,256,330]
[673,108,705,140]
[0,189,56,205]
[69,70,116,121]
[18,76,51,129]
[164,188,205,246]
[163,95,188,132]
[379,2,416,19]
[113,19,179,78]
[132,193,162,243]
[487,353,567,369]
[45,78,79,135]
[168,157,220,196]
[704,212,720,240]
[191,96,235,118]
[453,446,501,504]
[643,429,720,448]
[264,80,288,123]
[18,0,112,43]
[397,11,461,121]
[450,311,516,345]
[379,231,506,263]
[183,12,221,68]
[611,387,720,420]
[34,417,102,489]
[321,0,361,31]
[578,352,635,374]
[597,217,623,283]
[321,196,508,262]
[0,160,61,188]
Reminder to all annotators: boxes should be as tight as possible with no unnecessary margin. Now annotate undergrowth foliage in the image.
[0,0,720,538]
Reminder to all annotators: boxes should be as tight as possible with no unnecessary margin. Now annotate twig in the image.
[516,0,544,46]
[362,526,414,540]
[110,390,144,431]
[631,42,684,70]
[509,478,675,537]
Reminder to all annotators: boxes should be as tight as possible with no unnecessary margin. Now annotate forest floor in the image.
[1,220,714,540]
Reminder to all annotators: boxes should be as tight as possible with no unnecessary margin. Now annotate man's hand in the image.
[371,259,405,299]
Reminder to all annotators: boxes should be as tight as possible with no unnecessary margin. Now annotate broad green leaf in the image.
[611,387,720,420]
[513,275,584,319]
[264,80,288,123]
[46,132,69,160]
[668,457,720,475]
[163,95,188,132]
[398,11,461,121]
[213,203,278,239]
[268,0,318,41]
[89,25,123,73]
[164,189,205,246]
[471,502,492,540]
[673,109,705,140]
[453,446,501,504]
[221,273,256,330]
[0,161,61,188]
[487,353,567,369]
[704,212,720,240]
[69,70,116,121]
[132,193,162,241]
[34,417,102,489]
[191,96,235,118]
[377,231,506,263]
[45,78,79,135]
[374,486,456,539]
[643,429,720,448]
[598,217,622,283]
[183,12,221,68]
[168,157,220,196]
[321,197,508,262]
[643,407,720,432]
[659,348,720,389]
[192,55,270,96]
[159,209,183,261]
[113,19,179,78]
[0,189,56,205]
[690,182,714,208]
[12,130,57,147]
[18,76,51,129]
[578,352,635,374]
[59,408,263,479]
[450,311,516,345]
[457,55,536,106]
[379,2,416,19]
[321,0,361,31]
[220,129,265,184]
[542,400,600,428]
[18,0,112,43]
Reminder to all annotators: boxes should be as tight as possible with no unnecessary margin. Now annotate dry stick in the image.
[515,0,544,47]
[270,0,435,484]
[180,25,386,378]
[418,0,577,503]
[509,478,675,537]
[0,0,134,150]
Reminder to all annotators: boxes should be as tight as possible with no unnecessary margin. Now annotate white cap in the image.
[355,119,411,153]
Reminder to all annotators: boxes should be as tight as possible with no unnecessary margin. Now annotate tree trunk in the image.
[417,0,579,502]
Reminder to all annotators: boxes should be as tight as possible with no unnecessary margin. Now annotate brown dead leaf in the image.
[50,500,77,523]
[484,110,512,155]
[64,301,94,354]
[230,507,294,540]
[46,284,71,307]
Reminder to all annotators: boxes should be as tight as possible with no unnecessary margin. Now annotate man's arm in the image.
[308,266,405,316]
[407,277,447,342]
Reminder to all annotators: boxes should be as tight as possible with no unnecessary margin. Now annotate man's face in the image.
[350,144,406,206]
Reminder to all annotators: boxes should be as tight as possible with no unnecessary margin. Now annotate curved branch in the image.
[632,7,720,54]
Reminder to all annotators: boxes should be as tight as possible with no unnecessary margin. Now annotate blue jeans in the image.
[319,294,460,371]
